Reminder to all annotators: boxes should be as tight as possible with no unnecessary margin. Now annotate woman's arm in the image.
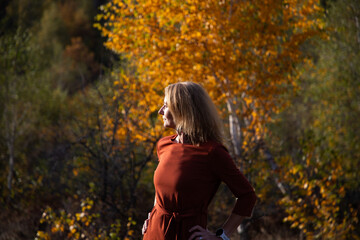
[222,212,245,236]
[188,145,257,239]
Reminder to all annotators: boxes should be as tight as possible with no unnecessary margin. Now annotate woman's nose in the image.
[158,106,164,115]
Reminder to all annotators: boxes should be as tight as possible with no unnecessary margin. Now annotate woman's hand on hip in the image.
[141,212,151,235]
[188,225,220,240]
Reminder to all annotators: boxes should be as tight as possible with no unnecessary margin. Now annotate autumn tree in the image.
[96,0,322,167]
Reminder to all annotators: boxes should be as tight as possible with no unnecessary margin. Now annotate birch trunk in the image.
[226,98,242,159]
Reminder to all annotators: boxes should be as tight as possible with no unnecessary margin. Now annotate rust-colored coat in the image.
[143,135,257,240]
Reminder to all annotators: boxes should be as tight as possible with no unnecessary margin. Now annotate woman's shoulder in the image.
[207,141,229,153]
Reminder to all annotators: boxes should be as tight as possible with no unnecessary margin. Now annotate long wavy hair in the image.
[165,82,224,145]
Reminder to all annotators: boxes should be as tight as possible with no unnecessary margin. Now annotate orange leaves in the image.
[96,0,323,161]
[278,152,359,239]
[110,72,164,146]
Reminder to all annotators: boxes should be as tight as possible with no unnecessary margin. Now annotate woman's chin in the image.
[163,123,175,129]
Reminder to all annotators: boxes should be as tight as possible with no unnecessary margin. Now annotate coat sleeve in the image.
[209,144,257,217]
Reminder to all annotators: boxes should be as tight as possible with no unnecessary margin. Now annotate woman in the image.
[142,82,256,240]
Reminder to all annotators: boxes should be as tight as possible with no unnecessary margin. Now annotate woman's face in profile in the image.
[158,96,176,129]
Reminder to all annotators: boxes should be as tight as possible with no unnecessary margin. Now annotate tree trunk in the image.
[6,126,15,194]
[226,98,242,159]
[5,104,16,195]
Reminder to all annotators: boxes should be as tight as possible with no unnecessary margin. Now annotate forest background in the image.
[0,0,359,239]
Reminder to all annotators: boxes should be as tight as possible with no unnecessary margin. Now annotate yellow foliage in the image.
[35,231,50,240]
[36,196,141,239]
[96,0,323,162]
[279,153,358,239]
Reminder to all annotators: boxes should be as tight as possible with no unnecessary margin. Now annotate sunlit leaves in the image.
[278,144,359,239]
[95,0,322,158]
[36,198,137,240]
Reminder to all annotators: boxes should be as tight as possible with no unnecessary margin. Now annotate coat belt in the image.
[155,203,207,239]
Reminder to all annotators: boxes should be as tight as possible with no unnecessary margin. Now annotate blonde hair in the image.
[165,82,223,145]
